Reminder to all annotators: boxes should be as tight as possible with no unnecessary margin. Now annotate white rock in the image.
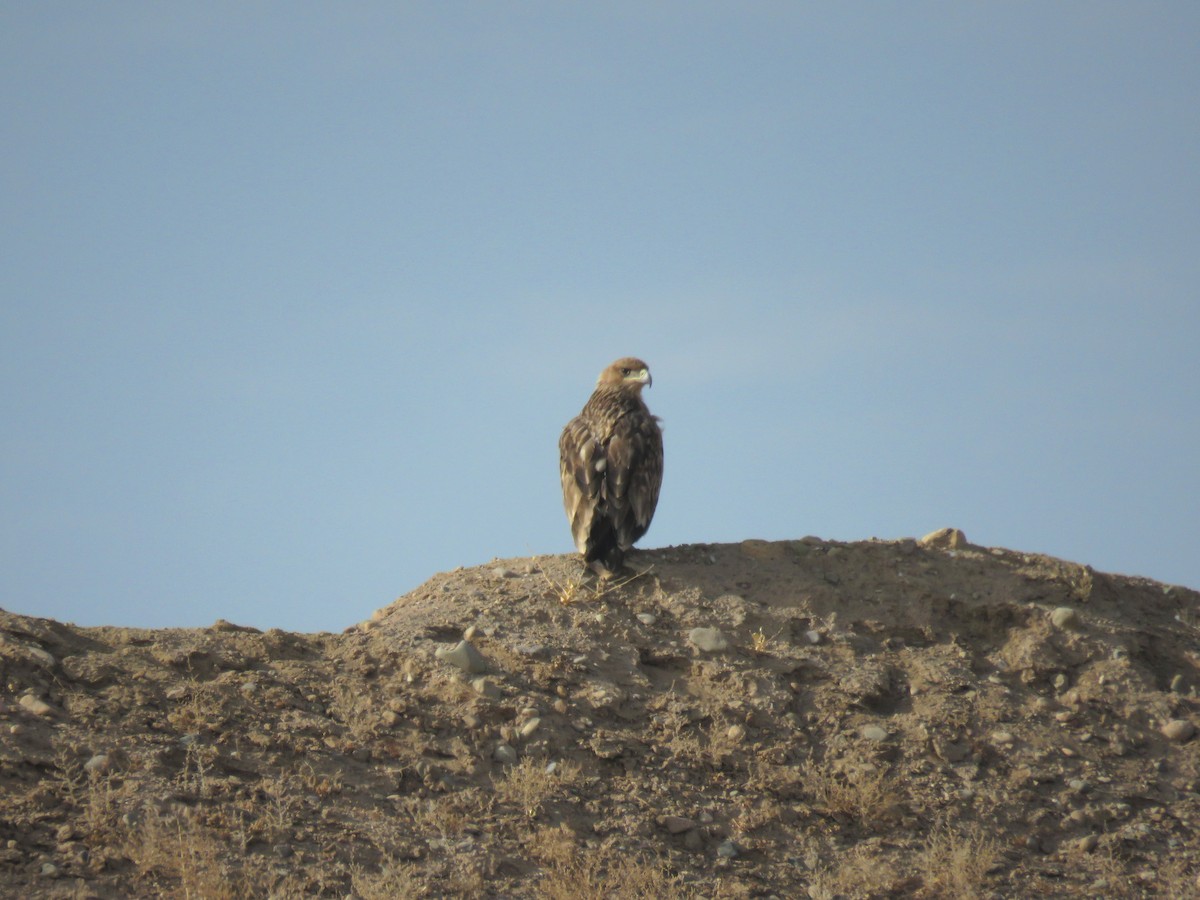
[435,640,488,674]
[688,627,729,653]
[636,613,657,626]
[919,527,969,549]
[18,695,54,717]
[860,725,889,743]
[1162,719,1195,742]
[1050,607,1082,630]
[471,677,501,699]
[493,743,518,764]
[84,754,112,774]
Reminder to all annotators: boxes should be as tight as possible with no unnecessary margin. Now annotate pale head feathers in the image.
[597,357,652,391]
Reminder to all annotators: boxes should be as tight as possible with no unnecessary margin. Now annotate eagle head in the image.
[599,357,652,390]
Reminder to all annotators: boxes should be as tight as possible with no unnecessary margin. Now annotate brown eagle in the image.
[559,357,664,576]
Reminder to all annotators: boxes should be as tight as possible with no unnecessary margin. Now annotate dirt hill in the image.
[2,532,1199,898]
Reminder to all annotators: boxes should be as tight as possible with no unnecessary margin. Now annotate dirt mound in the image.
[3,534,1199,898]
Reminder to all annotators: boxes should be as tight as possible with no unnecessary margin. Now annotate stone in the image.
[471,677,501,699]
[658,815,696,834]
[1162,719,1195,743]
[84,754,113,774]
[18,695,54,717]
[688,627,729,653]
[860,725,889,743]
[1050,607,1082,631]
[435,640,488,674]
[919,527,969,549]
[493,743,518,764]
[716,839,739,859]
[518,717,541,739]
[636,613,657,626]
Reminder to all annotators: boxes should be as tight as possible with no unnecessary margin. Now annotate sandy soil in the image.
[2,531,1199,898]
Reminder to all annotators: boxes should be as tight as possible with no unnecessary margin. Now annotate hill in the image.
[2,532,1198,898]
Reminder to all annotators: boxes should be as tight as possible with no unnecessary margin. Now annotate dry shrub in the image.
[916,822,999,899]
[535,843,694,900]
[351,856,426,899]
[807,842,896,899]
[122,807,267,899]
[800,755,901,825]
[493,757,582,820]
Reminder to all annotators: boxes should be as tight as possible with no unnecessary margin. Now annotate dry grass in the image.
[916,822,1000,899]
[121,807,269,899]
[351,856,426,899]
[541,566,653,606]
[800,755,902,825]
[807,842,897,899]
[493,756,583,820]
[535,843,694,900]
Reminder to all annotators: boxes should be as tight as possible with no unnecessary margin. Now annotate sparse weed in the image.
[800,755,901,825]
[807,842,897,899]
[916,821,999,898]
[541,566,653,606]
[535,843,694,900]
[351,856,426,899]
[493,756,582,820]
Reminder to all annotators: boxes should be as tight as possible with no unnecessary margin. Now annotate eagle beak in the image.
[640,369,652,387]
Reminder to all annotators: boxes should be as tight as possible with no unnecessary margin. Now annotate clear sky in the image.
[3,3,1198,633]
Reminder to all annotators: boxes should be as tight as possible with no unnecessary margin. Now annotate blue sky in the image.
[3,3,1198,632]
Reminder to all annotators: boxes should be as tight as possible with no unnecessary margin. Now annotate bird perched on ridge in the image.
[559,357,663,577]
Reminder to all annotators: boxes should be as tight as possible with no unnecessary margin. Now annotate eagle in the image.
[559,357,664,576]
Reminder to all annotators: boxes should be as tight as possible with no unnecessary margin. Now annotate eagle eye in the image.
[620,368,631,376]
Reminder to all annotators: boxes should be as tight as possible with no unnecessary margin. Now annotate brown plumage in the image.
[559,357,664,576]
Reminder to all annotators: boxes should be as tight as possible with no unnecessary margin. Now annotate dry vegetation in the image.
[2,533,1199,897]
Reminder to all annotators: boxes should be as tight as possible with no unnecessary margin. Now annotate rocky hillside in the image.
[2,531,1199,898]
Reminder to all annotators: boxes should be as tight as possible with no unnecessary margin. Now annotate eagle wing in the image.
[559,415,603,556]
[559,403,663,564]
[604,411,663,550]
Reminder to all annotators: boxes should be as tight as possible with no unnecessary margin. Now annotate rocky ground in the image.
[2,530,1199,898]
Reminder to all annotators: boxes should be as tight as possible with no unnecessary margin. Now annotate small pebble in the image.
[992,731,1015,745]
[1162,719,1195,743]
[658,815,696,834]
[18,695,54,717]
[636,613,657,626]
[688,627,729,653]
[519,717,541,739]
[1050,607,1081,630]
[493,743,518,764]
[40,862,59,878]
[860,725,889,743]
[726,724,746,742]
[84,754,112,774]
[471,677,501,699]
[26,646,57,668]
[716,839,739,859]
[803,630,822,645]
[435,640,488,674]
